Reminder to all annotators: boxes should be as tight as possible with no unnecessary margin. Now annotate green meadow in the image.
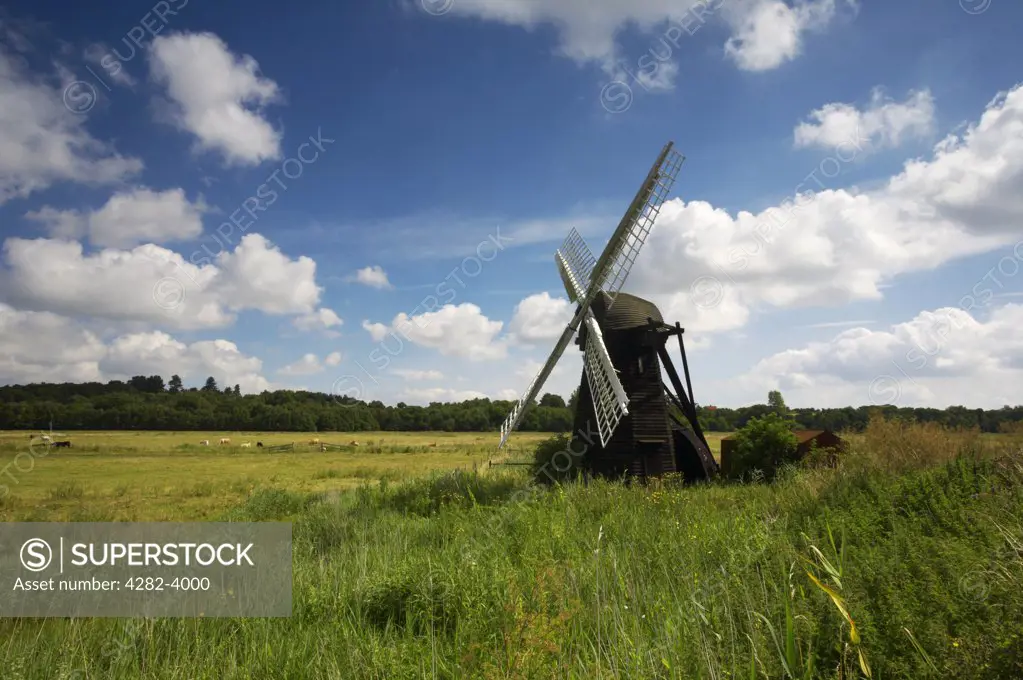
[0,421,1021,678]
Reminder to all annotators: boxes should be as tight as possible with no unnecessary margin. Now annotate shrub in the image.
[727,412,799,481]
[531,434,583,486]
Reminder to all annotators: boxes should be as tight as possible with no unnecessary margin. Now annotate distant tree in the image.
[568,387,579,413]
[128,375,165,393]
[233,384,241,396]
[768,390,788,415]
[0,376,1020,435]
[540,393,566,408]
[202,376,218,392]
[223,385,233,395]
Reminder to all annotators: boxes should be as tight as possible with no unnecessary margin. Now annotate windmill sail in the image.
[555,228,597,302]
[497,142,684,449]
[499,323,577,447]
[558,248,630,446]
[582,312,628,446]
[590,143,684,307]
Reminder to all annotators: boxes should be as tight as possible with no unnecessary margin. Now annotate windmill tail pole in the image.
[676,322,695,408]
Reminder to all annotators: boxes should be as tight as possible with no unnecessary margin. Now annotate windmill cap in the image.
[591,292,663,330]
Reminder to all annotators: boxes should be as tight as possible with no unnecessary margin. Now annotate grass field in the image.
[0,430,556,521]
[1,422,1021,679]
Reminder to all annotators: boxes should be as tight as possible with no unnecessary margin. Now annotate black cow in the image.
[256,441,264,447]
[51,441,72,448]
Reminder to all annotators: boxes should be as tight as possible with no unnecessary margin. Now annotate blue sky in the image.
[1,0,1022,409]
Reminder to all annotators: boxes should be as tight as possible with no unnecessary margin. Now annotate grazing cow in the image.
[51,441,71,448]
[219,438,231,445]
[256,441,264,447]
[240,442,252,448]
[309,438,320,445]
[199,440,210,446]
[430,443,437,448]
[349,440,360,447]
[41,435,51,442]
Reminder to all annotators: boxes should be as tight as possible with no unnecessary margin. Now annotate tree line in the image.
[0,378,1021,434]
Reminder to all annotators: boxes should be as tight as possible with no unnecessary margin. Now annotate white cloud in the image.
[0,304,106,384]
[324,351,343,367]
[0,305,271,392]
[84,43,136,87]
[400,387,489,404]
[794,88,936,154]
[805,319,876,329]
[434,0,849,77]
[0,44,143,204]
[365,303,507,360]
[148,32,282,166]
[25,187,207,248]
[506,292,574,344]
[349,265,393,289]
[724,0,841,72]
[293,307,343,332]
[392,369,444,381]
[277,353,323,376]
[362,320,390,342]
[741,304,1023,408]
[102,332,271,393]
[202,233,321,315]
[628,83,1023,334]
[0,233,323,330]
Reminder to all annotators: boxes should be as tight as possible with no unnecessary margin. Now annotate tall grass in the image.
[2,417,1022,678]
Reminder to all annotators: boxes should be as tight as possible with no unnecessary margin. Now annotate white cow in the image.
[200,440,210,446]
[240,442,252,448]
[41,435,51,442]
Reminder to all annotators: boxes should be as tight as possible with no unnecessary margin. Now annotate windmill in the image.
[498,141,718,483]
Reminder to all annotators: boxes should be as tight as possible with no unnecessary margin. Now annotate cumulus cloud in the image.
[0,233,323,330]
[0,305,271,392]
[277,353,323,376]
[723,0,842,72]
[628,83,1023,334]
[25,187,207,248]
[432,0,849,80]
[0,304,106,384]
[392,369,444,381]
[794,88,936,155]
[741,304,1023,408]
[349,265,393,289]
[293,307,343,332]
[324,351,343,367]
[506,292,574,344]
[364,303,507,360]
[399,387,489,404]
[0,43,143,204]
[102,332,271,393]
[148,32,282,166]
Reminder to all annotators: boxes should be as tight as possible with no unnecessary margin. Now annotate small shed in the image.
[719,429,845,476]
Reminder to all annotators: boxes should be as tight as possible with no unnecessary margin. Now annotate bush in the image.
[727,412,799,481]
[531,433,582,486]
